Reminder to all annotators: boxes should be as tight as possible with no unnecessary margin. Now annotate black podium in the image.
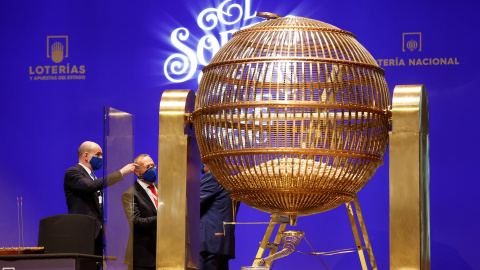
[0,214,101,270]
[38,214,96,255]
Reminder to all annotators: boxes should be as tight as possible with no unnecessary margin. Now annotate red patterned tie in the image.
[147,184,158,207]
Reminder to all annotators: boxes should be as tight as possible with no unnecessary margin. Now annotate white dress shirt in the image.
[137,179,158,210]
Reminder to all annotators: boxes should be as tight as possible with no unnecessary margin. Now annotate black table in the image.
[0,253,104,270]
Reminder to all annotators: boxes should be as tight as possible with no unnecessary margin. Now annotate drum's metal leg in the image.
[253,215,288,269]
[346,196,377,270]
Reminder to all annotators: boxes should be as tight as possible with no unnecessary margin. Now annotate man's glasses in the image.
[145,164,156,171]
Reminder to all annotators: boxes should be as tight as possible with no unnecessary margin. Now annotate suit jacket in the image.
[122,181,157,268]
[64,164,123,238]
[200,172,239,258]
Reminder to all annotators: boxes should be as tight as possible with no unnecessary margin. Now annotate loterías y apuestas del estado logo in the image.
[29,36,86,81]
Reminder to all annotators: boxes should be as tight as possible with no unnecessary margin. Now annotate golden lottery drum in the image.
[192,16,390,216]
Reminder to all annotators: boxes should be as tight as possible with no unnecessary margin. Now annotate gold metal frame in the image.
[157,90,200,270]
[390,85,430,270]
[253,196,377,270]
[158,12,430,268]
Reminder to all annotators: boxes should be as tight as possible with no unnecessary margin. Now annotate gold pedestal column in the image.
[157,90,199,270]
[390,85,430,270]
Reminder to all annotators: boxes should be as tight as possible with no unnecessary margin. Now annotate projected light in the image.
[192,15,390,219]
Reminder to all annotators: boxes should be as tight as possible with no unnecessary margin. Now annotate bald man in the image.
[64,141,136,255]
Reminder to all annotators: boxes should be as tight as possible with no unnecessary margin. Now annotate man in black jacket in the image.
[122,154,158,270]
[64,141,136,255]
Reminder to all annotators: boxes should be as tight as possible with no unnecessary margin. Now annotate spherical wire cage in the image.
[192,16,391,217]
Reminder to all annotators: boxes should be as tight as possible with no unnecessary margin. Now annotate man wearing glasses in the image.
[122,154,158,270]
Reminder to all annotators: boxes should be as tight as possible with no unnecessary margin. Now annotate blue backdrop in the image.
[1,0,479,269]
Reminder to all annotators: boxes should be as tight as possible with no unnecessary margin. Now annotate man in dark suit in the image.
[200,164,240,270]
[122,154,158,270]
[64,141,136,255]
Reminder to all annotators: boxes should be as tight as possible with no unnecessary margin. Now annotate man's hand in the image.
[120,163,137,175]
